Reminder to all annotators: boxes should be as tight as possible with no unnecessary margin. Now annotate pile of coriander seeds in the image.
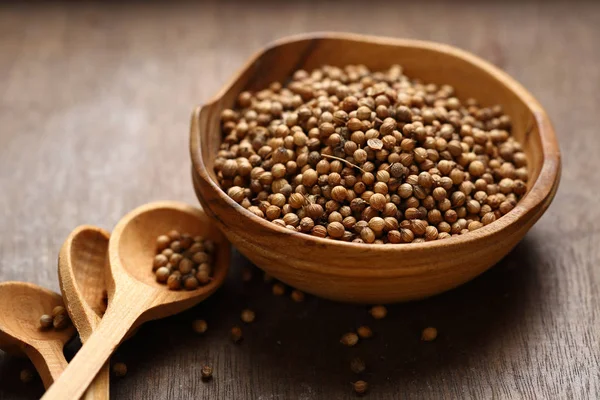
[215,64,528,244]
[153,231,214,290]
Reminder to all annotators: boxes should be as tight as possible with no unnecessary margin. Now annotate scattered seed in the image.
[231,326,243,343]
[352,380,368,395]
[272,283,285,296]
[290,289,305,303]
[421,326,438,342]
[340,332,359,347]
[357,326,373,339]
[201,365,213,380]
[20,369,34,383]
[192,319,208,334]
[112,362,127,377]
[369,305,387,319]
[240,309,256,324]
[350,357,366,374]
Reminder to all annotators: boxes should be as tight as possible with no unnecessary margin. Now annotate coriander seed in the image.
[357,326,373,339]
[290,289,305,302]
[231,326,243,343]
[340,332,359,347]
[352,380,368,395]
[112,362,127,377]
[192,319,208,334]
[421,326,438,341]
[20,369,34,384]
[350,357,366,374]
[39,314,53,329]
[241,309,256,323]
[272,282,285,296]
[369,305,387,319]
[201,365,213,380]
[53,313,69,330]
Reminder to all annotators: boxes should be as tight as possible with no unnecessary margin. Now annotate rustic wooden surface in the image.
[0,1,598,399]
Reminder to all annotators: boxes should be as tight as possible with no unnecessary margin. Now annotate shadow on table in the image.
[107,235,544,398]
[0,235,542,399]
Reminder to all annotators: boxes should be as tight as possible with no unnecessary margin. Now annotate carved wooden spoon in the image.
[0,282,76,388]
[58,225,111,400]
[43,201,230,400]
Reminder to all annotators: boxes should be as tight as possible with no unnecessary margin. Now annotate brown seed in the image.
[192,319,208,334]
[231,326,243,343]
[155,267,171,283]
[272,282,285,296]
[340,332,359,347]
[352,380,369,395]
[201,365,213,380]
[156,235,171,251]
[350,357,366,374]
[241,309,256,323]
[421,326,438,341]
[52,306,66,318]
[290,289,305,302]
[53,314,69,330]
[327,222,345,238]
[112,362,127,377]
[167,274,181,290]
[369,305,387,319]
[357,326,373,339]
[184,276,200,290]
[40,314,53,329]
[196,269,211,285]
[20,368,35,383]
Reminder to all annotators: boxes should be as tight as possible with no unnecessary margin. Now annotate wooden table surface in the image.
[1,1,598,399]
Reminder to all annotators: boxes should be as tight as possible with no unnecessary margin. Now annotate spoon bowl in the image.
[0,282,76,388]
[43,201,230,400]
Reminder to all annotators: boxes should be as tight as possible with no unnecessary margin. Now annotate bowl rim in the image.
[190,31,561,253]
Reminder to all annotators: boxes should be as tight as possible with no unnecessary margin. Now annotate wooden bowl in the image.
[189,32,560,303]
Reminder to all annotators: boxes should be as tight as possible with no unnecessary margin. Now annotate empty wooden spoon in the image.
[58,225,111,400]
[0,281,76,389]
[42,201,230,400]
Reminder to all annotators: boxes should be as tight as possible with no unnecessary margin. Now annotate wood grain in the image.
[0,0,599,399]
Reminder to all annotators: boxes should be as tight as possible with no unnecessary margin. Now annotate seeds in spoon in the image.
[39,314,53,329]
[53,313,70,330]
[52,306,66,317]
[152,231,215,291]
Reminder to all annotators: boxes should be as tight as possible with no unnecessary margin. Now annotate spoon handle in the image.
[23,340,68,389]
[41,288,152,400]
[82,363,110,400]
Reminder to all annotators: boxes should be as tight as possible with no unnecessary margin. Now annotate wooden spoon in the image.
[0,282,76,389]
[58,225,111,400]
[43,201,230,400]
